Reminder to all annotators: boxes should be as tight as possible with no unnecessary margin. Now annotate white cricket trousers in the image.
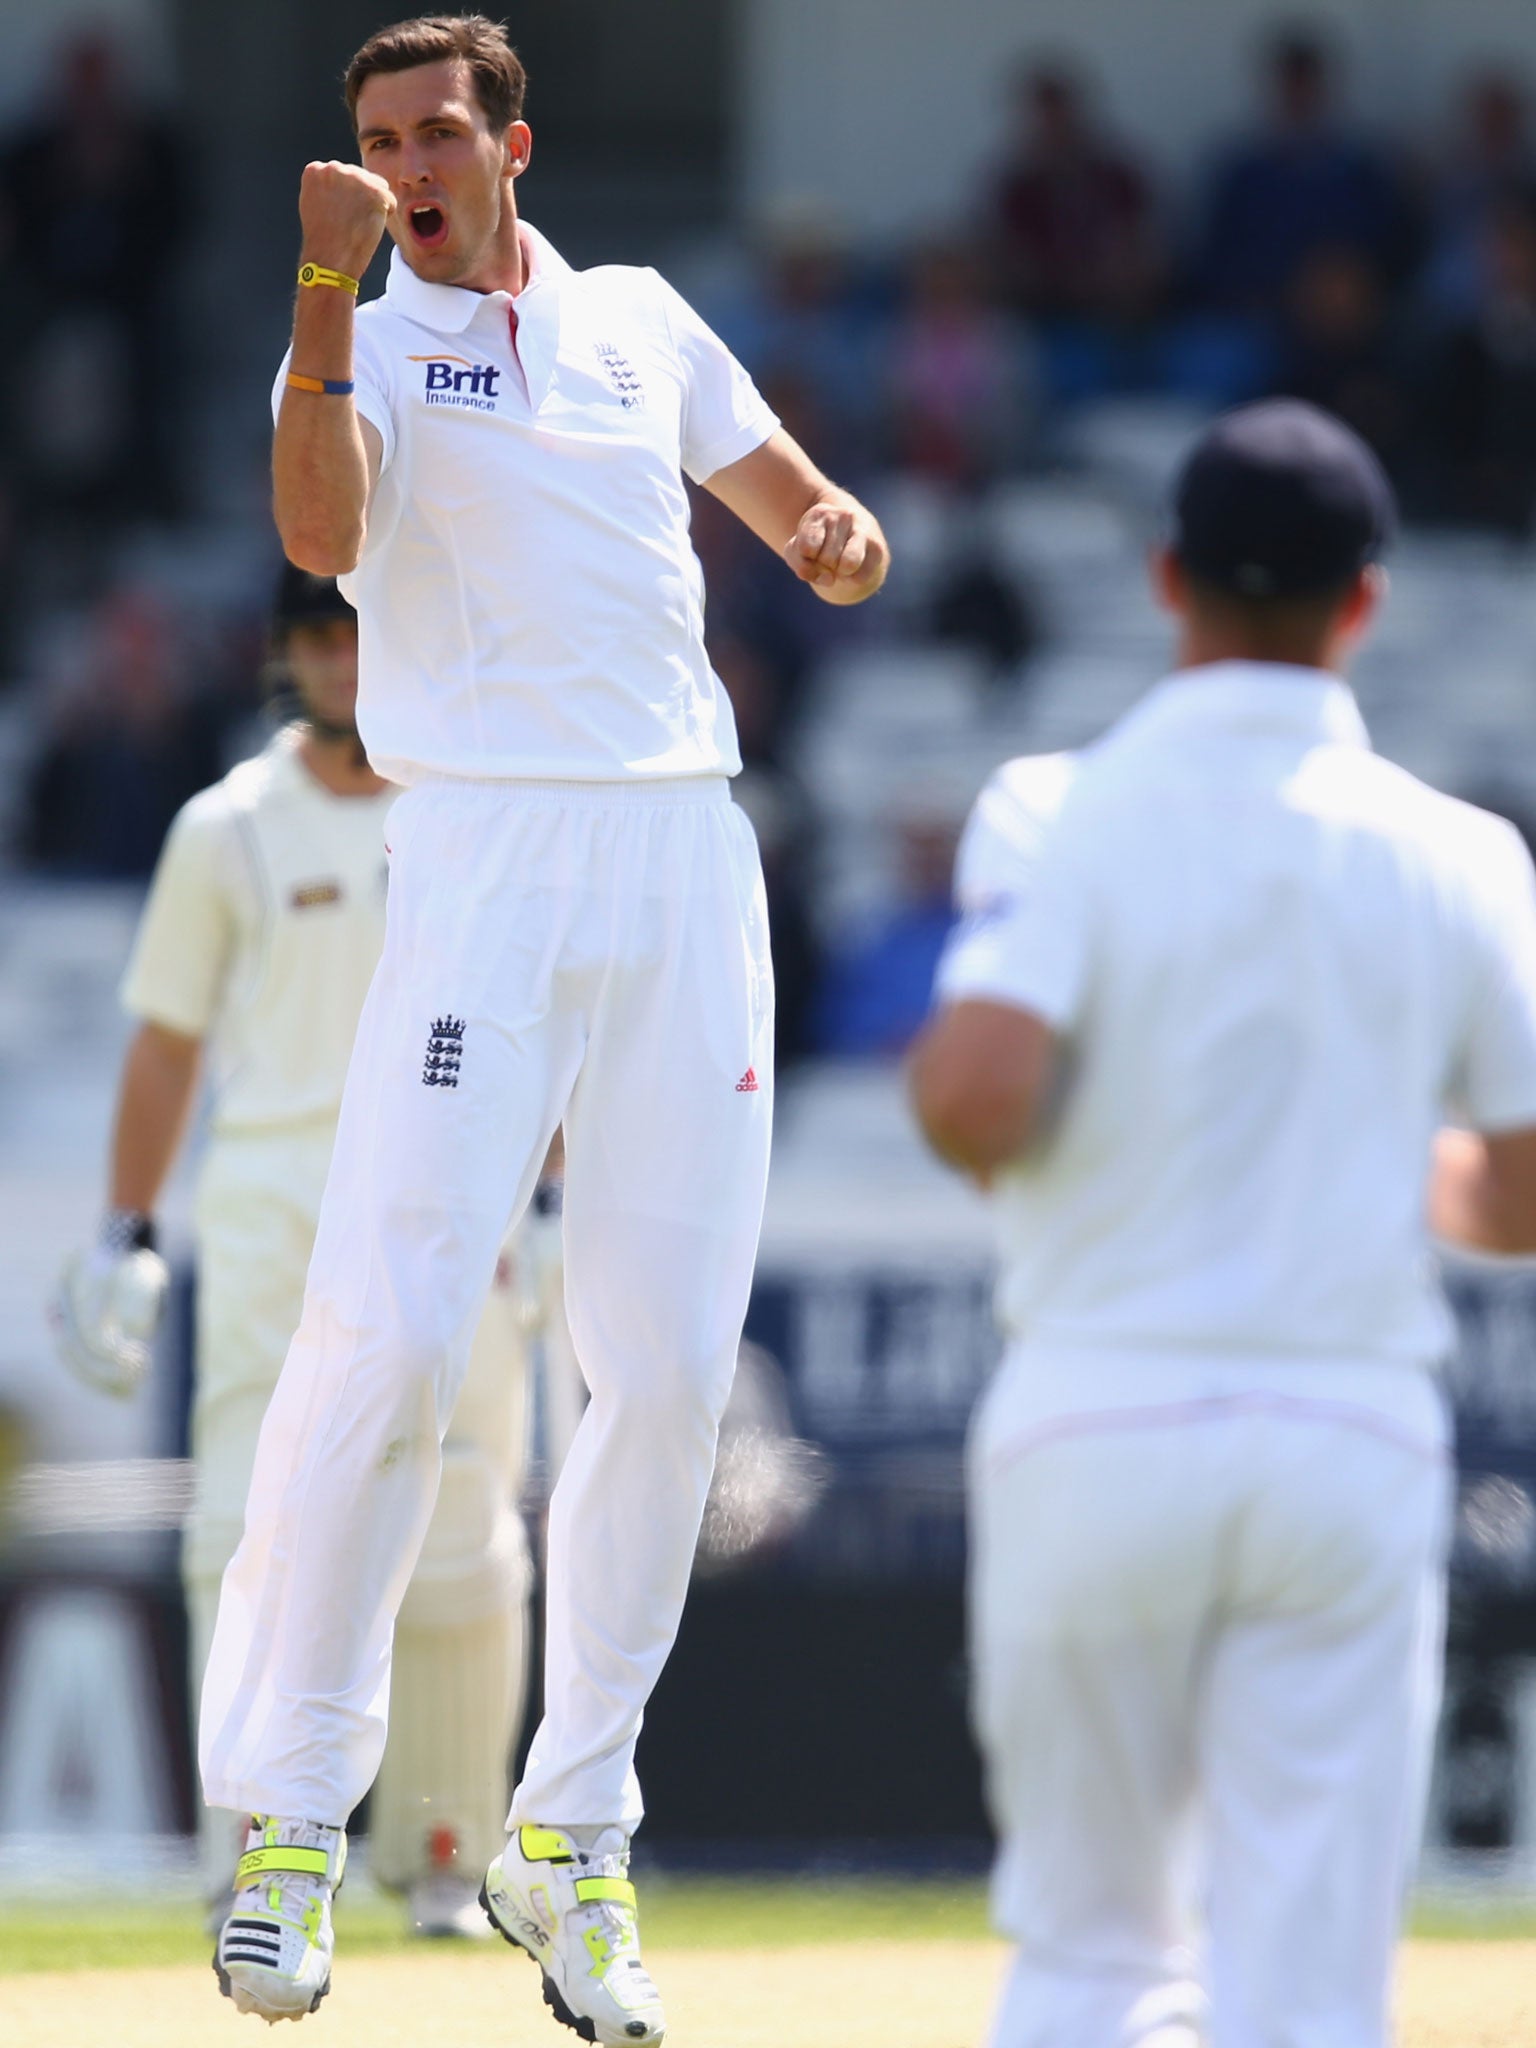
[184,1124,532,1898]
[970,1350,1452,2048]
[200,774,773,1837]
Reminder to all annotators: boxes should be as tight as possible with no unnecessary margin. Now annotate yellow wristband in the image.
[297,262,360,296]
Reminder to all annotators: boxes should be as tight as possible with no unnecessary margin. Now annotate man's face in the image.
[286,618,359,734]
[1273,52,1328,131]
[355,58,528,285]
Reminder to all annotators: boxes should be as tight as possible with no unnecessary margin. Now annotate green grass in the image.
[0,1877,992,1975]
[1410,1902,1536,1942]
[7,1878,1531,1976]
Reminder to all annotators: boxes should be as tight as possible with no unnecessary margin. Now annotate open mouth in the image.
[408,203,448,249]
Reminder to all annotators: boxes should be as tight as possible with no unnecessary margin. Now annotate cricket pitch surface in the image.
[4,1938,1536,2047]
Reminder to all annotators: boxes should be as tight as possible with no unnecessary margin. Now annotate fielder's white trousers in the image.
[969,1349,1452,2048]
[200,775,773,1836]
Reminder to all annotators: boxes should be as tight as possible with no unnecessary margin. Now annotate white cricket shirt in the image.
[121,728,396,1133]
[274,224,780,786]
[939,663,1536,1369]
[951,750,1078,914]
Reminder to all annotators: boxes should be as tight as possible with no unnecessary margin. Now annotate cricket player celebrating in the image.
[913,400,1536,2048]
[53,568,533,1940]
[197,14,887,2039]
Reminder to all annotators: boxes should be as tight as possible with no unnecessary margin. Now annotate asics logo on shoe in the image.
[509,1908,551,1951]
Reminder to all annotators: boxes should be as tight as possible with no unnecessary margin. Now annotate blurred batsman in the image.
[52,567,534,1938]
[913,400,1536,2047]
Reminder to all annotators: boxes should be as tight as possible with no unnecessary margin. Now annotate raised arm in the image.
[705,428,889,606]
[272,161,393,573]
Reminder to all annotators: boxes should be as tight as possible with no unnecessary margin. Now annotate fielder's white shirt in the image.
[952,750,1078,912]
[939,663,1536,1369]
[121,728,396,1133]
[274,224,780,786]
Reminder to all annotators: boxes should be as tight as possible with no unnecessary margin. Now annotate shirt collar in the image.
[382,217,572,334]
[1128,661,1371,752]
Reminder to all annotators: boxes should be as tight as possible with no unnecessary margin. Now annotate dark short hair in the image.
[273,562,353,636]
[1268,25,1330,80]
[1180,569,1361,665]
[345,14,527,132]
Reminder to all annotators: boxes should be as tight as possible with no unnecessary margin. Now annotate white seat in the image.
[1055,396,1216,503]
[985,479,1136,579]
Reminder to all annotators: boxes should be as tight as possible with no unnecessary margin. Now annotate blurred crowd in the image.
[702,28,1536,525]
[695,25,1536,1064]
[0,34,192,589]
[0,31,265,889]
[7,22,1536,1070]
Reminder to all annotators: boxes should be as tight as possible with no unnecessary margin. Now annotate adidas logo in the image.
[735,1067,759,1093]
[220,1916,285,1966]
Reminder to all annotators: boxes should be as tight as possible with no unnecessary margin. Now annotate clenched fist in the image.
[784,499,890,606]
[298,160,396,278]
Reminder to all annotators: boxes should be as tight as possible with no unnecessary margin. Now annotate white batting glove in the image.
[49,1212,170,1398]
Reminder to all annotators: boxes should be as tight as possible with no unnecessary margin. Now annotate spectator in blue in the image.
[709,210,881,475]
[1420,71,1536,319]
[1195,28,1413,317]
[816,805,961,1059]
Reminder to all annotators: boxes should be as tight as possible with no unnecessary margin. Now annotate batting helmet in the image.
[272,562,355,636]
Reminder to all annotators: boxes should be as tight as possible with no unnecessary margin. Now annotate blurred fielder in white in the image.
[912,399,1536,2048]
[53,568,535,1939]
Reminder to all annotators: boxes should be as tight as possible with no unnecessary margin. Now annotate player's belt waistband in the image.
[976,1340,1450,1476]
[406,773,731,809]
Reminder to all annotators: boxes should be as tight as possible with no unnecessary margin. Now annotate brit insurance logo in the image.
[407,353,501,412]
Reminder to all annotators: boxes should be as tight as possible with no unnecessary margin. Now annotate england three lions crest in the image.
[593,340,645,410]
[422,1015,465,1088]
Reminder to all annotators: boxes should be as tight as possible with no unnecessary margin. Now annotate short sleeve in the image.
[937,765,1090,1029]
[1453,820,1536,1132]
[652,273,779,484]
[120,796,235,1038]
[272,314,396,471]
[953,752,1077,909]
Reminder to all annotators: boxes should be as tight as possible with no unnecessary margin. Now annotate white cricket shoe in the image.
[213,1816,346,2022]
[482,1824,665,2045]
